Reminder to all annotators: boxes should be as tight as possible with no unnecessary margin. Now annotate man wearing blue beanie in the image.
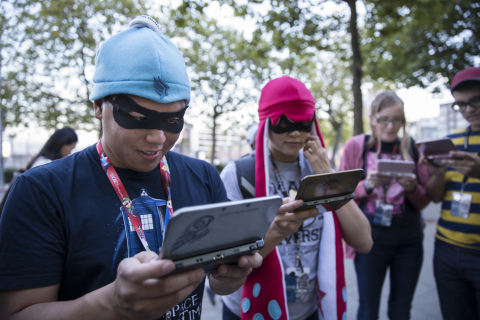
[0,16,262,320]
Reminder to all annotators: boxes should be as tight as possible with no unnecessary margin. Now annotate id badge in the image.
[451,192,472,219]
[374,203,393,227]
[285,267,310,302]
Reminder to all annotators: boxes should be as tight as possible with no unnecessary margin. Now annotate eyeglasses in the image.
[451,94,480,112]
[375,117,405,125]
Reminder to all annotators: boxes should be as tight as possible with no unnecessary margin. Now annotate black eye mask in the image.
[269,115,314,134]
[107,95,186,133]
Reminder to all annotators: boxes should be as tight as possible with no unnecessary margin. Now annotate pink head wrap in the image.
[255,75,325,197]
[241,76,345,320]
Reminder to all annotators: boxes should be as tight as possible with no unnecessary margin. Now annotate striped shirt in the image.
[436,127,480,252]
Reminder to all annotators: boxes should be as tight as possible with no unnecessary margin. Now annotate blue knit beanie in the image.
[89,15,190,106]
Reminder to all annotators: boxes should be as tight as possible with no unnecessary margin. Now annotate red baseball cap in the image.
[451,67,480,93]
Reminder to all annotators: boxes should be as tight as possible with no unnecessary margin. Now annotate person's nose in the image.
[145,129,166,144]
[386,120,396,128]
[288,130,301,136]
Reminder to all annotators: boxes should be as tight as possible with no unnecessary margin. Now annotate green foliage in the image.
[216,0,364,136]
[216,0,359,152]
[363,0,480,89]
[1,0,146,131]
[167,3,273,162]
[3,0,474,161]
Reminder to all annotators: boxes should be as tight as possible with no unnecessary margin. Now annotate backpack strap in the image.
[361,134,370,179]
[234,152,256,199]
[409,137,420,163]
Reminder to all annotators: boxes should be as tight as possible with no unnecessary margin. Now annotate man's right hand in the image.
[99,250,205,320]
[0,251,205,320]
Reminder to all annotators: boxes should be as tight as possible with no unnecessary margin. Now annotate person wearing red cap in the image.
[339,90,431,320]
[219,76,372,320]
[422,66,480,320]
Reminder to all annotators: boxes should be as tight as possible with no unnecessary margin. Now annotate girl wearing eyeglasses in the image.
[339,90,430,320]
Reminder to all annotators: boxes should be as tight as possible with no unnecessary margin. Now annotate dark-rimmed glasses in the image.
[375,117,405,125]
[451,94,480,112]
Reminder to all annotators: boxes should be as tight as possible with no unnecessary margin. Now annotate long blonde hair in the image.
[367,91,411,160]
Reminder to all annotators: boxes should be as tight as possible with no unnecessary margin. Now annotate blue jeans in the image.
[434,239,480,320]
[354,241,423,320]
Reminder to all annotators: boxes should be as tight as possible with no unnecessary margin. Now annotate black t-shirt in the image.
[0,144,227,319]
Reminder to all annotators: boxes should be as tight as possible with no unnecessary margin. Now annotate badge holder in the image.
[285,242,310,302]
[374,202,393,227]
[451,182,472,219]
[286,267,310,302]
[449,129,473,220]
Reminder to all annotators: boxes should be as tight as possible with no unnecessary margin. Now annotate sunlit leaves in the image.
[1,0,146,130]
[363,0,479,89]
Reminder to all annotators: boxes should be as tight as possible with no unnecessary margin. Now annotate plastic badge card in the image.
[376,159,415,178]
[159,195,282,275]
[293,169,364,212]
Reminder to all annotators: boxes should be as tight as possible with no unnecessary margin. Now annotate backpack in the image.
[234,152,256,199]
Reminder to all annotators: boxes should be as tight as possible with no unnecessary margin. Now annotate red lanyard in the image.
[376,141,398,159]
[96,140,174,251]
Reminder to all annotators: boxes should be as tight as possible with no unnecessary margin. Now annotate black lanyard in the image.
[269,155,300,198]
[461,126,471,189]
[270,155,304,271]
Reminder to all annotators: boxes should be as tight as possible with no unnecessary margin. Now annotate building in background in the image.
[183,125,252,167]
[2,125,253,176]
[409,102,469,141]
[1,99,468,185]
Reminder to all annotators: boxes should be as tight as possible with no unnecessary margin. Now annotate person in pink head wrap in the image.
[218,76,372,320]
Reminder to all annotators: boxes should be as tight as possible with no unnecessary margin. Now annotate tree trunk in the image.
[346,0,364,135]
[330,121,343,169]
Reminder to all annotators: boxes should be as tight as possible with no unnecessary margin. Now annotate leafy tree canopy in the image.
[1,0,146,130]
[363,0,480,89]
[166,3,273,161]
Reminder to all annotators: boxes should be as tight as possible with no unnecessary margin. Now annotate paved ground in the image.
[201,202,443,320]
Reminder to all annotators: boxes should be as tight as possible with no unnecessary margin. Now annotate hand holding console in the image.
[416,138,462,167]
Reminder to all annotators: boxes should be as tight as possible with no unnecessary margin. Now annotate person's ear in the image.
[94,99,104,120]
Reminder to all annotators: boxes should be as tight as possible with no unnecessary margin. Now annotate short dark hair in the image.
[451,80,480,93]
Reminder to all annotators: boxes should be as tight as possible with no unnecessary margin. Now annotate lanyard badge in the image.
[451,192,472,219]
[450,127,473,220]
[285,267,310,302]
[374,200,393,227]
